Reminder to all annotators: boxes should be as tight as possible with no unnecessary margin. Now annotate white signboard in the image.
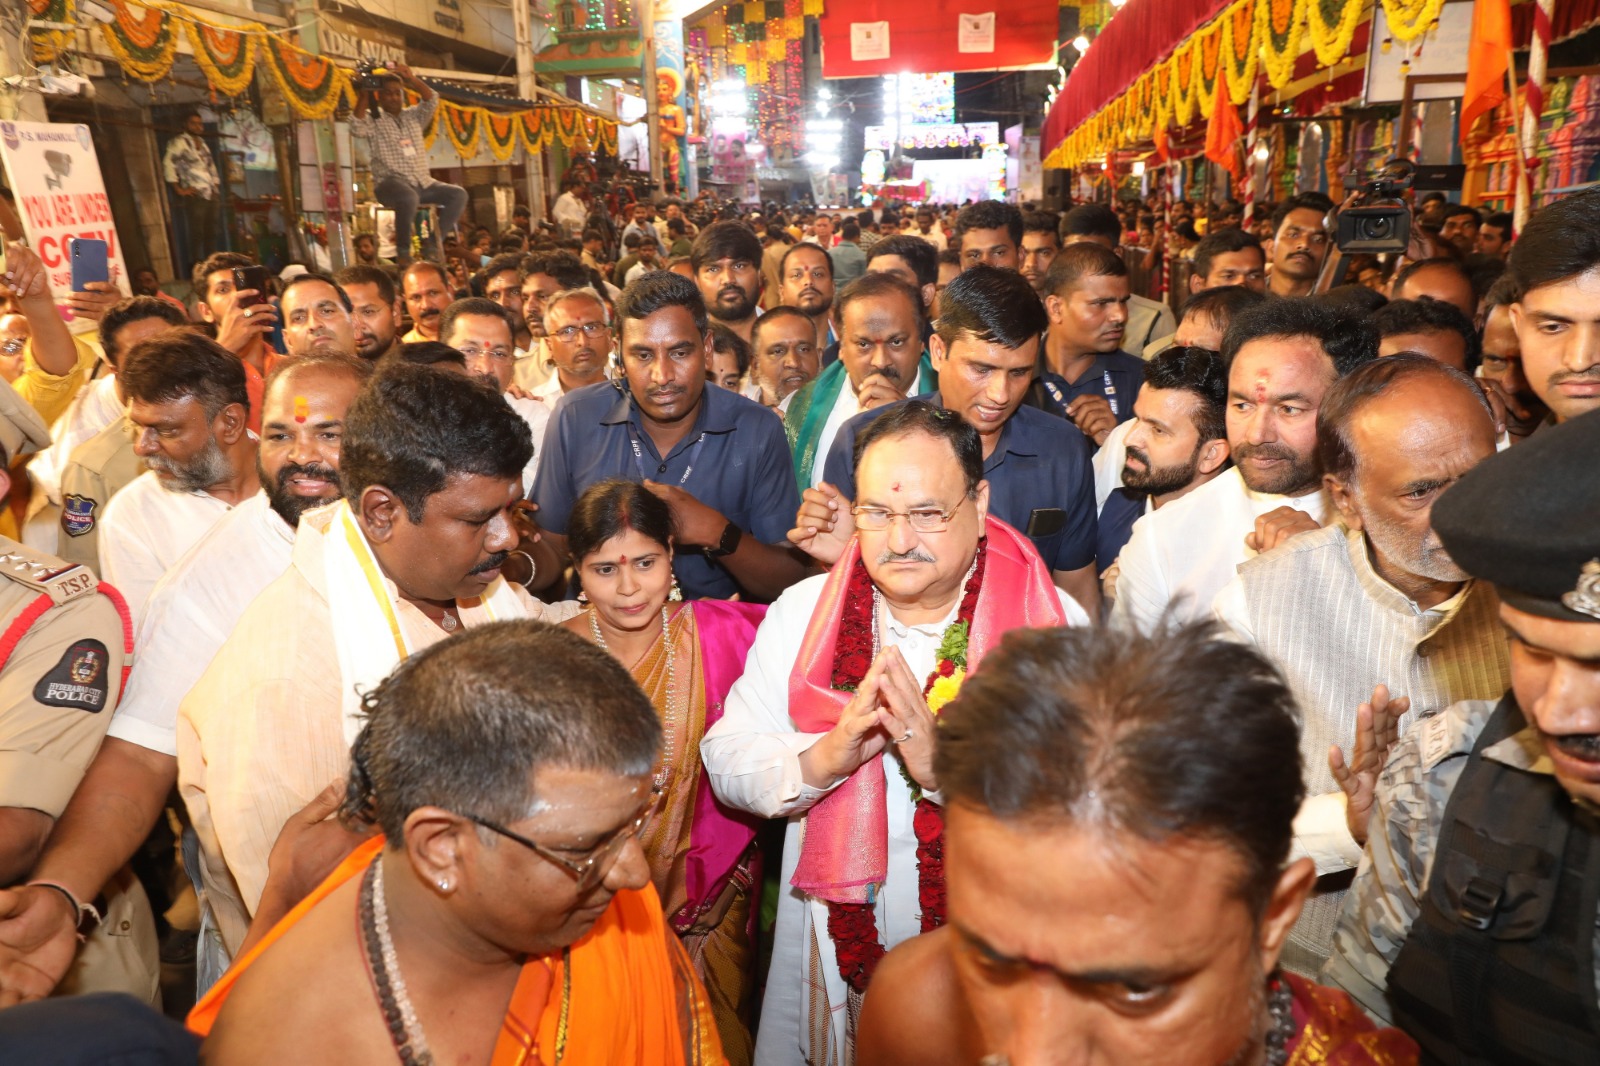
[957,13,995,53]
[0,121,128,331]
[852,22,891,62]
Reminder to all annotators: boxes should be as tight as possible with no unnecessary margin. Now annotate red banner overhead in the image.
[818,0,1059,79]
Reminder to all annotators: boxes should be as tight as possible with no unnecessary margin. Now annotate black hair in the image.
[340,362,532,523]
[1483,273,1518,313]
[1220,296,1376,377]
[1441,204,1481,224]
[343,621,661,841]
[834,272,924,331]
[521,251,590,290]
[581,228,602,244]
[937,247,962,268]
[666,217,686,236]
[1317,353,1492,482]
[119,329,249,420]
[98,297,189,365]
[936,264,1047,350]
[1143,345,1229,443]
[690,220,763,273]
[191,251,254,302]
[709,322,751,377]
[781,241,833,280]
[1373,297,1481,371]
[622,232,643,250]
[263,352,374,395]
[567,478,675,563]
[867,235,939,289]
[334,264,397,308]
[840,220,862,241]
[1060,203,1122,245]
[280,272,353,314]
[1042,242,1127,298]
[480,253,524,285]
[751,306,814,350]
[384,341,467,369]
[852,399,982,497]
[1391,256,1475,304]
[1316,284,1389,316]
[1483,211,1513,235]
[1270,192,1335,236]
[439,297,516,348]
[1022,211,1061,241]
[935,621,1304,916]
[953,200,1023,249]
[616,269,708,338]
[1192,228,1266,281]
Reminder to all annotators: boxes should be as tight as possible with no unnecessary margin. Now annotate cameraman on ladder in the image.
[350,62,469,267]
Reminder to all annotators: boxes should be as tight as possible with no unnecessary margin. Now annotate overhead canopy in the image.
[818,0,1059,79]
[1043,0,1231,157]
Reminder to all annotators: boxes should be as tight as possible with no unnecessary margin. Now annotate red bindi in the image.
[891,481,901,492]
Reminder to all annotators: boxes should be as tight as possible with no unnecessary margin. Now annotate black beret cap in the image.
[1432,410,1600,622]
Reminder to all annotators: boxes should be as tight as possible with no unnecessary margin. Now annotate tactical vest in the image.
[1387,695,1600,1064]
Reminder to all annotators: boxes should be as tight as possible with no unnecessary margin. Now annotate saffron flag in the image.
[1461,0,1511,144]
[1205,98,1243,178]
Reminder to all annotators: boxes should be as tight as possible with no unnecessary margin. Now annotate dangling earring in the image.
[669,579,683,602]
[577,589,588,605]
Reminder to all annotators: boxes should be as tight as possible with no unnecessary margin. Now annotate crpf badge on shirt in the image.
[34,638,111,712]
[62,494,97,538]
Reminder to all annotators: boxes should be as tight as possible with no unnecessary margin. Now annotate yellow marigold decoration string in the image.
[1380,0,1445,44]
[182,20,257,98]
[1220,0,1260,106]
[1258,0,1310,89]
[1308,0,1364,67]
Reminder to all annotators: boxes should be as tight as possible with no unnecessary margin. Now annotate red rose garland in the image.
[825,539,987,993]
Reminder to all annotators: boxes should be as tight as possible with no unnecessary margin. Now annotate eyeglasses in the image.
[851,496,965,533]
[551,322,610,342]
[460,789,659,892]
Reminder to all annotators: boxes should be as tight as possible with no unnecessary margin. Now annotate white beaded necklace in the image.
[589,605,675,788]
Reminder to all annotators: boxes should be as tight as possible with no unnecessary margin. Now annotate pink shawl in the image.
[786,516,1069,904]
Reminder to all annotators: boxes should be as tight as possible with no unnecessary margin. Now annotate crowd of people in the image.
[0,162,1594,1066]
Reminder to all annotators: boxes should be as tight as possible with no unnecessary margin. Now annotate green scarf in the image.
[784,355,937,488]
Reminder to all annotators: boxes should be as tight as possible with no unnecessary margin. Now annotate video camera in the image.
[1335,158,1414,255]
[352,58,391,93]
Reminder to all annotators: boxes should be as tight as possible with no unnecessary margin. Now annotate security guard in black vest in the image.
[1321,408,1600,1063]
[0,376,149,1003]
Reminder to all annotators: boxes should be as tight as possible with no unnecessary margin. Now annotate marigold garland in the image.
[260,37,352,121]
[1308,0,1363,67]
[1379,0,1446,44]
[100,0,179,82]
[1258,0,1309,89]
[442,104,483,160]
[183,20,256,98]
[1171,39,1200,128]
[1220,0,1261,107]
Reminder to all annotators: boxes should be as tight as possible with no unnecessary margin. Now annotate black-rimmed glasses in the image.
[460,789,659,892]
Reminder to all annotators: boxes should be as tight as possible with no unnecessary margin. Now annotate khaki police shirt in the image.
[56,415,141,578]
[0,539,127,820]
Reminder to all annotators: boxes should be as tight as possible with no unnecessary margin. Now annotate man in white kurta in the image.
[703,404,1085,1066]
[98,472,236,624]
[1111,302,1379,632]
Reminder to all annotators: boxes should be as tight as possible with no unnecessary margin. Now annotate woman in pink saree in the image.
[560,479,764,1066]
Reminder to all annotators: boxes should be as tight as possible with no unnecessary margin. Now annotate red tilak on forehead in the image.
[619,555,628,566]
[892,482,901,492]
[1253,378,1269,403]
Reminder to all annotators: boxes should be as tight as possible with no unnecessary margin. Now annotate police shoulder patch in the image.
[62,494,97,538]
[34,638,111,712]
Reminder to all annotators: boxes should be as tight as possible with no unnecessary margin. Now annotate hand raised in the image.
[1329,684,1407,846]
[788,482,853,566]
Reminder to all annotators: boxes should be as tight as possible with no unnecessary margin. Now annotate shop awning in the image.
[1043,0,1231,156]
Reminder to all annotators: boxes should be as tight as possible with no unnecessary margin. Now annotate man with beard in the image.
[1477,276,1548,442]
[1267,193,1335,298]
[854,624,1418,1066]
[439,298,548,494]
[399,262,451,343]
[332,265,402,362]
[780,243,835,351]
[953,200,1022,272]
[0,358,371,1002]
[533,272,805,601]
[1506,187,1600,427]
[784,273,938,489]
[1019,211,1061,296]
[96,331,261,623]
[1040,244,1145,445]
[693,221,764,346]
[172,363,576,975]
[528,288,612,406]
[745,307,819,411]
[1098,345,1231,574]
[1112,298,1375,632]
[1321,409,1600,1058]
[278,273,357,360]
[1215,355,1508,977]
[1437,204,1480,258]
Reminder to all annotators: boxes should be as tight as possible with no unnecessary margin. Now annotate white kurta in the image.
[506,393,550,494]
[702,573,1085,1066]
[808,383,862,489]
[106,492,292,757]
[1110,466,1329,634]
[98,471,235,625]
[1091,416,1135,513]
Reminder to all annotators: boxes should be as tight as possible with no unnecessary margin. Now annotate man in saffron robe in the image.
[702,401,1087,1066]
[855,623,1418,1066]
[190,621,725,1066]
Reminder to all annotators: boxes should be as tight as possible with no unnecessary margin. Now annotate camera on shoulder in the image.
[1335,158,1414,255]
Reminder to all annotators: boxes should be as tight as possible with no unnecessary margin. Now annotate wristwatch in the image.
[701,520,743,559]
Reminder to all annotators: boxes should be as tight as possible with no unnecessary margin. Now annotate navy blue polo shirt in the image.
[1096,486,1149,572]
[820,396,1097,573]
[1038,350,1145,423]
[531,380,801,600]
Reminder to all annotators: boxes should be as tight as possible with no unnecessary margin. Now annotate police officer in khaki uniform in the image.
[55,413,140,578]
[0,378,154,1005]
